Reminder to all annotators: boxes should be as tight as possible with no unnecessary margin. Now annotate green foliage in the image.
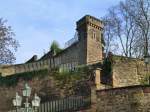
[52,66,89,88]
[76,65,90,73]
[101,57,113,85]
[103,58,112,76]
[0,69,48,87]
[140,74,150,85]
[53,70,83,82]
[50,40,63,55]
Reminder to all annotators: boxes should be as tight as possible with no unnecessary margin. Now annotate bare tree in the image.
[103,5,137,57]
[103,13,119,56]
[103,0,150,58]
[120,0,150,56]
[0,18,19,64]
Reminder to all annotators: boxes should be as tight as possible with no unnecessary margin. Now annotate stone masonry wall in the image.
[0,59,50,76]
[55,42,79,70]
[112,56,150,87]
[96,85,150,112]
[0,75,61,112]
[0,43,79,76]
[86,16,103,65]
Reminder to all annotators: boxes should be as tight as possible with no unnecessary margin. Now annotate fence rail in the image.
[9,95,91,112]
[39,96,91,112]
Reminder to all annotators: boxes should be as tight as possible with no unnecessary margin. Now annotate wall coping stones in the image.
[96,85,150,94]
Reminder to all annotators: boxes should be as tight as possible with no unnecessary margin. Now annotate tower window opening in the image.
[93,31,96,40]
[96,37,100,42]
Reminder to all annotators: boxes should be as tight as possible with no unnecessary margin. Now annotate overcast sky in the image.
[0,0,122,64]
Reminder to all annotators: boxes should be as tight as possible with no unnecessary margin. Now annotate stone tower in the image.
[77,15,104,65]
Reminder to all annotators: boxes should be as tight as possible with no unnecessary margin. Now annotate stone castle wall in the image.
[1,59,50,76]
[55,42,79,70]
[0,72,72,112]
[0,49,79,77]
[112,56,150,87]
[0,43,80,76]
[0,40,80,76]
[96,85,150,112]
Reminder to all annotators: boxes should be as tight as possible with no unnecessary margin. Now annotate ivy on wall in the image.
[101,57,113,85]
[52,65,90,89]
[49,66,90,96]
[103,58,112,75]
[140,73,150,85]
[0,65,90,88]
[0,69,48,86]
[53,66,89,81]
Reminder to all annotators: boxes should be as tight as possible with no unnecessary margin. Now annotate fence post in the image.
[52,101,54,112]
[57,100,61,112]
[44,102,47,112]
[50,101,52,112]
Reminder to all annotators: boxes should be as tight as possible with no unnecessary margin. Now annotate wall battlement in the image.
[77,15,103,30]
